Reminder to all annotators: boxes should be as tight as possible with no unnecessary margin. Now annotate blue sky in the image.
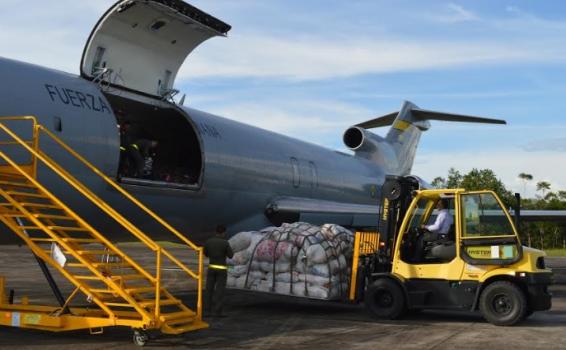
[1,0,566,197]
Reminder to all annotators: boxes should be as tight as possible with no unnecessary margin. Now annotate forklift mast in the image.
[378,175,420,260]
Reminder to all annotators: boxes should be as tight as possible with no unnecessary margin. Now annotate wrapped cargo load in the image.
[226,222,354,300]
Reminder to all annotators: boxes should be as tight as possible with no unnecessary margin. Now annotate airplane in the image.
[0,0,563,244]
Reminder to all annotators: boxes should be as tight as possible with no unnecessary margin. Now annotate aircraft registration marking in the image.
[45,84,112,114]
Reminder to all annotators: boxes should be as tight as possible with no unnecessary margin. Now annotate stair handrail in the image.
[0,116,204,318]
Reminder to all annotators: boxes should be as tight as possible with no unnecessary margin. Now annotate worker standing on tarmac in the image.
[204,225,234,317]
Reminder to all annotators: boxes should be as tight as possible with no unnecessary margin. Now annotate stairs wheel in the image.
[133,329,150,347]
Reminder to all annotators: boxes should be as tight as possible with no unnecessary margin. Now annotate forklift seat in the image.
[429,241,456,261]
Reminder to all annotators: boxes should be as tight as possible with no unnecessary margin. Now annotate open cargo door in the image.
[81,0,231,97]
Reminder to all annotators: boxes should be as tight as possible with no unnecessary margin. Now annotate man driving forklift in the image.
[412,197,455,262]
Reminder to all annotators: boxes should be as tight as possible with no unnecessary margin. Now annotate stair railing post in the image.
[198,247,203,319]
[155,247,162,321]
[32,123,39,179]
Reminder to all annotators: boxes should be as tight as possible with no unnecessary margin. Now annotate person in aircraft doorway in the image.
[129,138,159,179]
[118,120,134,177]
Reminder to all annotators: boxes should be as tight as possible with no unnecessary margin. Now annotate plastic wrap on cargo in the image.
[226,222,354,300]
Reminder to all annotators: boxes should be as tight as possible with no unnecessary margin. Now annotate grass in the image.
[544,248,566,257]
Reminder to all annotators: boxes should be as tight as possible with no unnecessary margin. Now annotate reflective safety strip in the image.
[131,144,139,150]
[209,264,227,270]
[120,146,126,151]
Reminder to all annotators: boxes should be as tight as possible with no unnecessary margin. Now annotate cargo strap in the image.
[209,264,227,270]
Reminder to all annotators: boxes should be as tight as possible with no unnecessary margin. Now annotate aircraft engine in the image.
[343,126,399,173]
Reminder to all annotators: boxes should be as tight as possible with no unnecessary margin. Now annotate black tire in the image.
[524,308,535,319]
[133,329,149,347]
[365,278,406,320]
[479,281,527,326]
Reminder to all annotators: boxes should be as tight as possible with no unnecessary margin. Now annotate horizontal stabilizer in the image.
[356,106,505,129]
[355,112,398,129]
[412,108,506,125]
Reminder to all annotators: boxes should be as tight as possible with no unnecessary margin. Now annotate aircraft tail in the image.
[346,101,505,175]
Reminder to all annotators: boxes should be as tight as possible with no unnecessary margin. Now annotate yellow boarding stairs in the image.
[0,116,206,345]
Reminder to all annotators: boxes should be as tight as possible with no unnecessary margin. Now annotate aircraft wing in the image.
[265,197,379,227]
[511,210,566,222]
[265,197,566,229]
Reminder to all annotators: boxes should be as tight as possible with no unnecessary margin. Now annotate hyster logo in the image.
[45,84,112,114]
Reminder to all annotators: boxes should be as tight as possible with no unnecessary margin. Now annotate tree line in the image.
[431,168,565,250]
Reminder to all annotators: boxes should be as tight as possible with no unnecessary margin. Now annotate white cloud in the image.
[180,32,566,81]
[196,99,372,147]
[0,1,565,83]
[524,138,566,152]
[428,3,479,23]
[413,150,566,198]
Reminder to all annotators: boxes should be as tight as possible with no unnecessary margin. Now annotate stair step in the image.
[0,173,27,179]
[61,238,100,243]
[165,316,198,327]
[67,262,131,268]
[66,262,132,268]
[30,238,56,242]
[73,274,144,282]
[104,302,136,308]
[73,275,99,280]
[47,226,89,232]
[161,319,208,335]
[33,213,75,221]
[17,226,41,231]
[139,298,182,307]
[20,203,61,209]
[0,180,35,188]
[92,262,132,268]
[161,311,195,322]
[1,213,26,218]
[76,249,114,255]
[6,191,46,198]
[126,287,157,294]
[112,274,146,281]
[90,289,119,294]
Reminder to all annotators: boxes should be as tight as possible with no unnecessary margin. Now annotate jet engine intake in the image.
[343,126,375,152]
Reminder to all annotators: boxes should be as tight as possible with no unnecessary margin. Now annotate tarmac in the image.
[0,245,564,349]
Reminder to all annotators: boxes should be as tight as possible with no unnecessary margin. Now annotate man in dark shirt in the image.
[204,225,234,317]
[129,139,158,178]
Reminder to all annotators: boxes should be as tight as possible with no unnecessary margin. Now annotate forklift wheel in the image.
[365,278,406,320]
[479,281,527,326]
[133,329,149,347]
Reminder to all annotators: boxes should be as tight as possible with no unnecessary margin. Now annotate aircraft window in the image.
[461,193,514,237]
[291,158,300,188]
[309,161,318,189]
[92,47,106,75]
[53,116,62,132]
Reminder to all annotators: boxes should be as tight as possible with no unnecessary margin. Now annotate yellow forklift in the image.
[351,176,552,326]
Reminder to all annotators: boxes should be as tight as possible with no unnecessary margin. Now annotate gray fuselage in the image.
[0,57,383,243]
